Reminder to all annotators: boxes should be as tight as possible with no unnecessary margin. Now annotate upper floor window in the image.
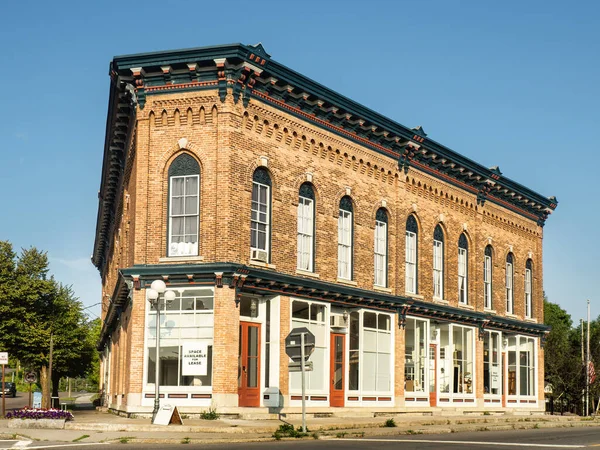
[433,224,444,299]
[525,259,533,318]
[506,253,514,314]
[338,196,353,280]
[374,208,388,287]
[168,153,200,257]
[405,215,418,294]
[297,183,315,272]
[484,245,493,310]
[251,168,271,261]
[458,233,468,304]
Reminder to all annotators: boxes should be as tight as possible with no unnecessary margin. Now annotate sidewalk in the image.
[1,406,599,445]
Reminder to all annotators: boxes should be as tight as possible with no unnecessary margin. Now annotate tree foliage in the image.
[0,241,98,407]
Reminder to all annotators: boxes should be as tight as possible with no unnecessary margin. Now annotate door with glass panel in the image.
[238,322,261,407]
[330,333,345,407]
[429,344,437,406]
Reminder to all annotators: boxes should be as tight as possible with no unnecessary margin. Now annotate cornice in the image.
[103,43,556,229]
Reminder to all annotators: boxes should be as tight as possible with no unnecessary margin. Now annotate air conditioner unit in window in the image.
[331,315,349,329]
[250,249,268,263]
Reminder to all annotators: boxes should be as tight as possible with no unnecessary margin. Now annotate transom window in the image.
[433,225,444,299]
[297,183,315,272]
[338,196,353,280]
[525,259,533,318]
[374,208,388,287]
[458,233,468,304]
[168,153,200,257]
[484,245,493,310]
[405,215,418,294]
[251,168,271,258]
[506,253,514,314]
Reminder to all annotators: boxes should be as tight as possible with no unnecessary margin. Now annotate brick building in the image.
[93,43,558,416]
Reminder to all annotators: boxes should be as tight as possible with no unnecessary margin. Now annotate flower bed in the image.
[7,407,74,421]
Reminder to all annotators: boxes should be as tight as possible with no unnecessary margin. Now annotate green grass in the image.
[181,437,191,444]
[72,435,90,442]
[200,407,219,420]
[383,418,397,427]
[272,423,309,439]
[119,436,134,444]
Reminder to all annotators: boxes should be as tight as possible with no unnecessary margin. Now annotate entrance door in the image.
[238,322,261,407]
[330,333,345,407]
[502,352,507,407]
[429,344,437,406]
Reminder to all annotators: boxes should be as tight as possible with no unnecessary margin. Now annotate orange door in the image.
[238,322,261,407]
[429,344,437,407]
[330,333,345,407]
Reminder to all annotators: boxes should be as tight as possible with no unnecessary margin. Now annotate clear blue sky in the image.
[0,0,597,324]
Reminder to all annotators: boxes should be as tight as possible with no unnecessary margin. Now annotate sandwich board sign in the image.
[153,404,183,426]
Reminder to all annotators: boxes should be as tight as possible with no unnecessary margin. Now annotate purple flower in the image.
[8,407,74,421]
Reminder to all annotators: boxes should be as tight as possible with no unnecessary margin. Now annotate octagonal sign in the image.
[285,327,315,362]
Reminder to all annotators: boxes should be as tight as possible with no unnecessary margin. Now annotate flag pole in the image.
[586,299,590,416]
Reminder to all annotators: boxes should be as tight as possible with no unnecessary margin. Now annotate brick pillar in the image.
[212,287,240,407]
[279,296,290,401]
[475,335,485,408]
[395,314,405,408]
[125,289,147,409]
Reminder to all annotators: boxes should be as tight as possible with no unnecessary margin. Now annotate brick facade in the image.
[94,44,554,416]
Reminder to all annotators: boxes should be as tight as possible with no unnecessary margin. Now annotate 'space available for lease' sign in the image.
[181,342,208,376]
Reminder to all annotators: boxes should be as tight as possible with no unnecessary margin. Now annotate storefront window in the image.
[438,324,474,395]
[362,312,391,392]
[349,312,360,390]
[290,300,327,392]
[507,335,536,397]
[484,331,501,395]
[405,318,427,393]
[146,288,214,388]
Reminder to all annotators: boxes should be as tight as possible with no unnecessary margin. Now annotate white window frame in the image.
[433,240,443,299]
[251,181,270,253]
[484,255,492,310]
[405,230,417,294]
[360,311,393,395]
[507,335,537,399]
[374,220,387,287]
[404,317,429,394]
[338,209,352,280]
[506,262,514,314]
[484,331,502,397]
[168,174,200,257]
[297,196,314,272]
[458,247,468,304]
[525,268,532,318]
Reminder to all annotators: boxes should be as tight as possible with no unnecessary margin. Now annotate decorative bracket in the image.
[478,319,490,341]
[477,183,493,207]
[540,330,550,348]
[398,305,411,329]
[398,144,419,175]
[229,273,248,307]
[214,272,223,288]
[131,275,141,290]
[214,58,227,103]
[537,210,550,227]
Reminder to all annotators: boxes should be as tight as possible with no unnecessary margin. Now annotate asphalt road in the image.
[0,391,29,413]
[2,427,599,450]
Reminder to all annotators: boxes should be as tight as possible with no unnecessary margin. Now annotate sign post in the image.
[285,328,315,434]
[25,372,37,408]
[0,352,8,418]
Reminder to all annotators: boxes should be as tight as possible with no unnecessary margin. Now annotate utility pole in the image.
[581,318,584,415]
[586,300,591,416]
[48,332,53,409]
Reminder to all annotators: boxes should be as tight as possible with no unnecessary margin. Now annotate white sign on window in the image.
[181,342,208,376]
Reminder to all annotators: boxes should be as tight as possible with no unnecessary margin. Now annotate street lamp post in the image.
[147,279,176,423]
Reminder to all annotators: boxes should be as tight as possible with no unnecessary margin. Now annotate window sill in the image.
[337,278,358,286]
[295,269,320,279]
[458,303,474,310]
[249,260,277,269]
[159,255,203,263]
[505,313,519,319]
[433,298,449,305]
[484,308,497,314]
[374,286,392,293]
[524,317,537,323]
[406,293,424,300]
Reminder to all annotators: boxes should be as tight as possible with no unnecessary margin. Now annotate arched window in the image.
[374,208,388,287]
[525,259,533,318]
[433,225,444,299]
[484,245,493,309]
[168,153,200,257]
[297,183,315,272]
[250,168,271,262]
[458,233,468,304]
[506,253,514,314]
[338,196,353,280]
[405,215,418,294]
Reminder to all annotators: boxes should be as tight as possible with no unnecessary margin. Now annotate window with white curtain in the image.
[338,196,353,280]
[506,253,514,314]
[290,300,327,392]
[484,245,493,310]
[168,153,200,257]
[484,331,501,395]
[251,168,271,255]
[297,183,315,272]
[361,311,392,393]
[433,225,444,299]
[405,215,418,294]
[458,233,468,304]
[525,259,533,318]
[374,208,388,287]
